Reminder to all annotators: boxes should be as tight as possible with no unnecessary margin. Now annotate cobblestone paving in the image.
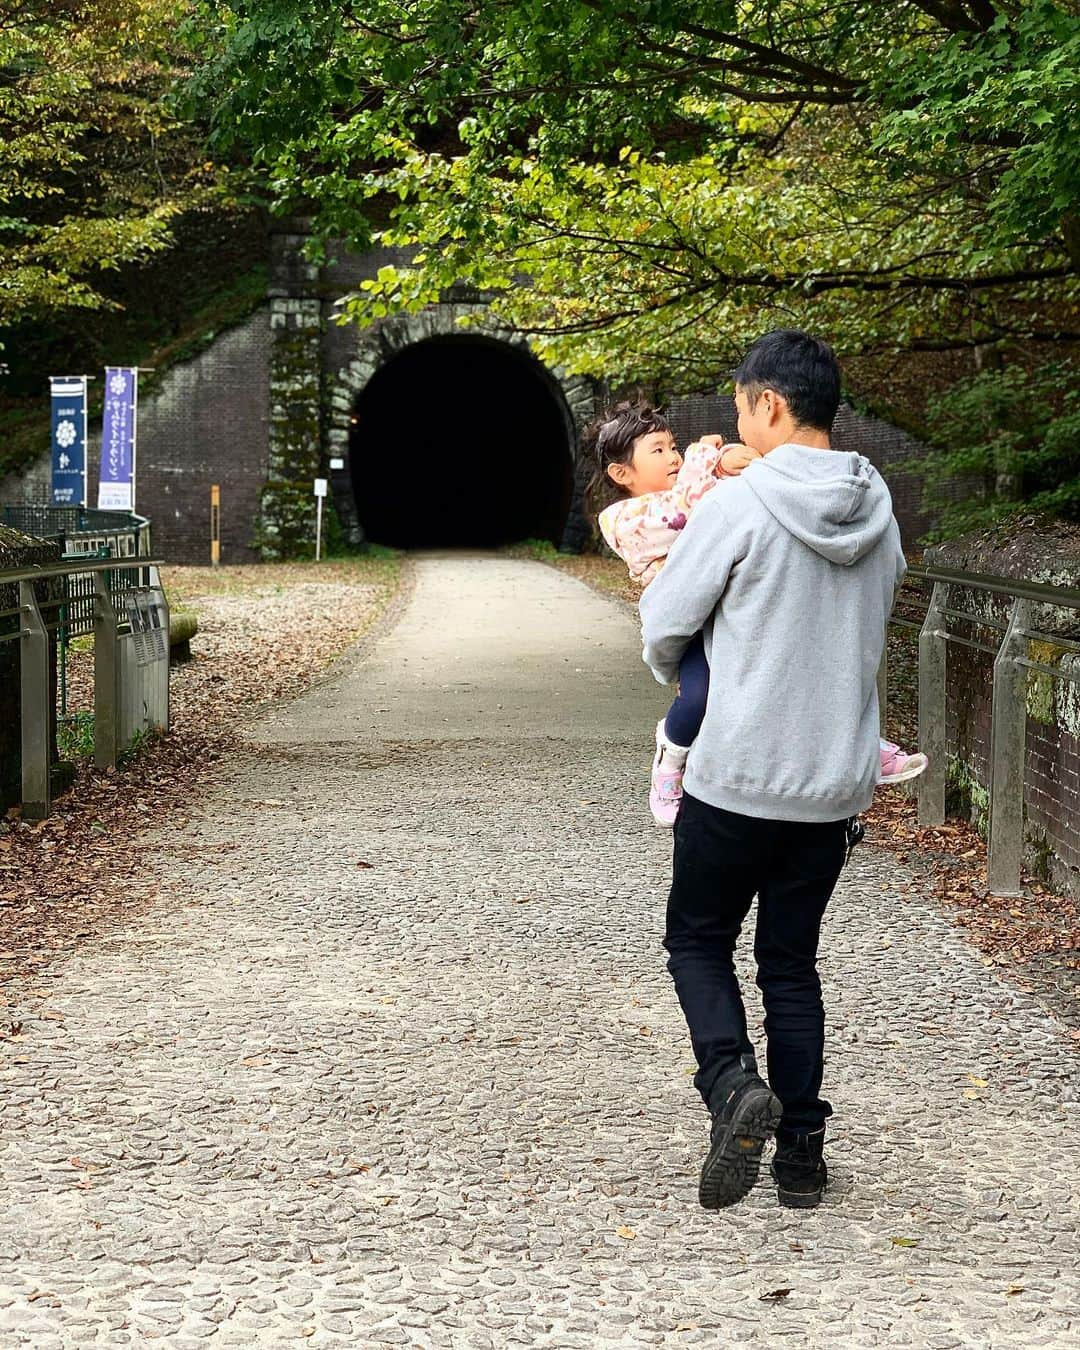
[1,556,1078,1348]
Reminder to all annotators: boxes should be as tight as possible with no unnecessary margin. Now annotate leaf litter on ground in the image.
[0,557,402,988]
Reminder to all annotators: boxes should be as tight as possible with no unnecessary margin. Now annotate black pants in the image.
[665,793,847,1133]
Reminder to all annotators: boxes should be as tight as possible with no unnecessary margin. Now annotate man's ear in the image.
[764,389,787,425]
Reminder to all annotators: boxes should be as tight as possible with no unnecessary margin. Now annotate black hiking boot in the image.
[698,1061,783,1210]
[771,1126,827,1209]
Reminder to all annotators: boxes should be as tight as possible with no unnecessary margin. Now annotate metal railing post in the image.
[918,583,948,826]
[94,572,119,771]
[877,643,888,739]
[988,599,1031,897]
[160,587,171,733]
[19,580,51,820]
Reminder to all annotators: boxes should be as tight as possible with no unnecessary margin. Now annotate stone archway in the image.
[326,305,596,550]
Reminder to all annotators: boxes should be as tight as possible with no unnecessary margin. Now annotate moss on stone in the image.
[258,301,325,560]
[1026,638,1063,725]
[253,481,320,560]
[946,755,990,838]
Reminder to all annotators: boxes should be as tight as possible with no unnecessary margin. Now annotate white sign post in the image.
[314,478,328,562]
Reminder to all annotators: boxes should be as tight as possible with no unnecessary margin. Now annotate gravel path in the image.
[1,555,1077,1347]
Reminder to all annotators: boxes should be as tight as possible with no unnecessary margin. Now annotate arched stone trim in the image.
[326,304,597,548]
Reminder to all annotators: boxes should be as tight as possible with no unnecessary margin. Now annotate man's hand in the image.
[718,442,763,475]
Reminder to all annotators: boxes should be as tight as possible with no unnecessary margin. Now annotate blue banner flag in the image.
[98,366,137,511]
[50,376,88,507]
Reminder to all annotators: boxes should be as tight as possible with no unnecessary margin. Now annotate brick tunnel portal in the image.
[349,336,575,549]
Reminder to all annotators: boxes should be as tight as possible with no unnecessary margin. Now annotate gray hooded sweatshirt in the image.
[639,442,906,823]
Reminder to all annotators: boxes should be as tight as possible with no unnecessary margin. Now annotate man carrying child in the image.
[639,329,906,1209]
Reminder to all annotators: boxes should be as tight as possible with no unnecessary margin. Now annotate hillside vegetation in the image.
[3,2,1078,536]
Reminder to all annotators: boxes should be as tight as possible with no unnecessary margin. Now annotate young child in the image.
[587,401,927,826]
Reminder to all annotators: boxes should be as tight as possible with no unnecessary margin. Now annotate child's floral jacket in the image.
[598,440,731,586]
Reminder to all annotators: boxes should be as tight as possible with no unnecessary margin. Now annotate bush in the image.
[914,361,1080,541]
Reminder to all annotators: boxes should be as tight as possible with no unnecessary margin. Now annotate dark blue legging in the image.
[663,632,709,748]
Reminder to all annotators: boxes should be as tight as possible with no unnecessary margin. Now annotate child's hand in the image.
[698,433,726,448]
[718,443,762,475]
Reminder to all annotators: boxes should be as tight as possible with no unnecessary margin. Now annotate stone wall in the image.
[137,311,271,564]
[1,311,272,565]
[928,523,1080,898]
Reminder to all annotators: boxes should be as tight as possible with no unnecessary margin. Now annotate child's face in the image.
[609,430,682,497]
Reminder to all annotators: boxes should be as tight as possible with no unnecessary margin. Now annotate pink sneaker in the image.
[878,740,928,785]
[650,726,686,828]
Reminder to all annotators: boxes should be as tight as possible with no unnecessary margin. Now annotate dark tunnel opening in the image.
[349,336,574,549]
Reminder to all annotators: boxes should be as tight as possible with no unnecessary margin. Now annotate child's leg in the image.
[660,633,709,767]
[651,634,709,826]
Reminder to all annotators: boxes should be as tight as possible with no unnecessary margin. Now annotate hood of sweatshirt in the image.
[740,442,895,565]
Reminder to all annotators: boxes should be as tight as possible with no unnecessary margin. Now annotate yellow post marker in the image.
[210,484,221,567]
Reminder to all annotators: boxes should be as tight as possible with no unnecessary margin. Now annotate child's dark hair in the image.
[732,329,841,432]
[584,401,672,511]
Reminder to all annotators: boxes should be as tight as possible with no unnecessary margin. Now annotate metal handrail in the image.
[0,558,162,644]
[0,555,162,586]
[907,563,1080,611]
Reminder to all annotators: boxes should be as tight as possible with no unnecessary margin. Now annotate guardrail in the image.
[0,556,169,821]
[884,563,1080,896]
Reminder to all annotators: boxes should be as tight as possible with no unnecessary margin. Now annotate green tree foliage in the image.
[918,363,1080,535]
[179,1,1080,387]
[0,0,210,328]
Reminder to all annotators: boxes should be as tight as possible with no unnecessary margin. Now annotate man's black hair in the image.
[731,329,841,432]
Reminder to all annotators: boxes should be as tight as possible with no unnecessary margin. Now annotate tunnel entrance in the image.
[349,335,573,549]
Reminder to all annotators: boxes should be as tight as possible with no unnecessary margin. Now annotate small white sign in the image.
[98,482,133,511]
[329,457,345,471]
[314,478,328,498]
